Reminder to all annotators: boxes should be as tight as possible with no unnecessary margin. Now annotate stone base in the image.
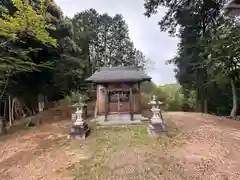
[69,122,90,140]
[147,122,166,137]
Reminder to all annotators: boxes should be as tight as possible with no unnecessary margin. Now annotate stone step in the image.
[96,120,142,126]
[94,114,148,126]
[96,114,148,121]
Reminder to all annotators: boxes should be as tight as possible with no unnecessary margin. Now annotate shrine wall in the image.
[97,83,141,115]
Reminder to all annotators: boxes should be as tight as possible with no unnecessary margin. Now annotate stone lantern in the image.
[69,97,90,140]
[147,95,166,136]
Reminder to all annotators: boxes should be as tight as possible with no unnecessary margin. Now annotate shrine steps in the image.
[93,114,148,126]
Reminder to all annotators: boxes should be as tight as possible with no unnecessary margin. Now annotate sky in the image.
[54,0,179,85]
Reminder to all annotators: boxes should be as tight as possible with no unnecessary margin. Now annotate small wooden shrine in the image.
[86,67,151,121]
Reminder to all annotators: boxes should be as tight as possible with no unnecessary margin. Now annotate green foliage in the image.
[71,10,150,75]
[159,84,183,111]
[144,0,240,116]
[0,0,56,46]
[0,0,60,104]
[58,91,90,107]
[141,82,184,111]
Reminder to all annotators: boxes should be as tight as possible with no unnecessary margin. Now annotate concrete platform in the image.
[94,114,148,126]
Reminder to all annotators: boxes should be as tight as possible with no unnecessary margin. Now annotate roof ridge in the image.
[86,66,151,83]
[99,66,140,71]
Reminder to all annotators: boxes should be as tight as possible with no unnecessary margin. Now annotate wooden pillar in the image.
[129,85,133,121]
[104,84,109,121]
[138,82,141,114]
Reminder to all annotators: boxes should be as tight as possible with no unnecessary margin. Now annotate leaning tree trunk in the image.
[11,98,16,122]
[230,79,238,119]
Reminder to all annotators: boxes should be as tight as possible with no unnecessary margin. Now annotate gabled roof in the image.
[85,67,152,83]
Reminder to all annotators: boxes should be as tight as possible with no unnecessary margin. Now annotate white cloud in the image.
[55,0,179,84]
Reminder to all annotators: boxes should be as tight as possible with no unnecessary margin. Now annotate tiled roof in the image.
[85,67,151,83]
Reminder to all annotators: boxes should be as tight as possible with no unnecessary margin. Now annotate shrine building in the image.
[86,67,151,121]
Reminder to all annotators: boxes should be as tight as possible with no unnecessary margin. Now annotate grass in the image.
[71,119,185,180]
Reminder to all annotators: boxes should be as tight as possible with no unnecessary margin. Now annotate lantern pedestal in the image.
[70,122,90,140]
[148,122,166,136]
[69,98,90,140]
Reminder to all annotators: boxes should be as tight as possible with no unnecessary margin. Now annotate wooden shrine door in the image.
[108,91,130,114]
[118,91,130,113]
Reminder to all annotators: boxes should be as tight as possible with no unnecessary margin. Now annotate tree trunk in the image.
[196,69,202,112]
[12,98,16,122]
[38,94,44,113]
[8,96,12,126]
[204,99,208,113]
[4,100,7,120]
[12,100,14,120]
[196,89,201,112]
[230,79,238,118]
[0,116,7,135]
[202,67,208,113]
[0,101,7,135]
[104,25,108,66]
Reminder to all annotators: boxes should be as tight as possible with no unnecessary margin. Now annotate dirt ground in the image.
[0,111,240,180]
[165,112,240,180]
[0,121,91,180]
